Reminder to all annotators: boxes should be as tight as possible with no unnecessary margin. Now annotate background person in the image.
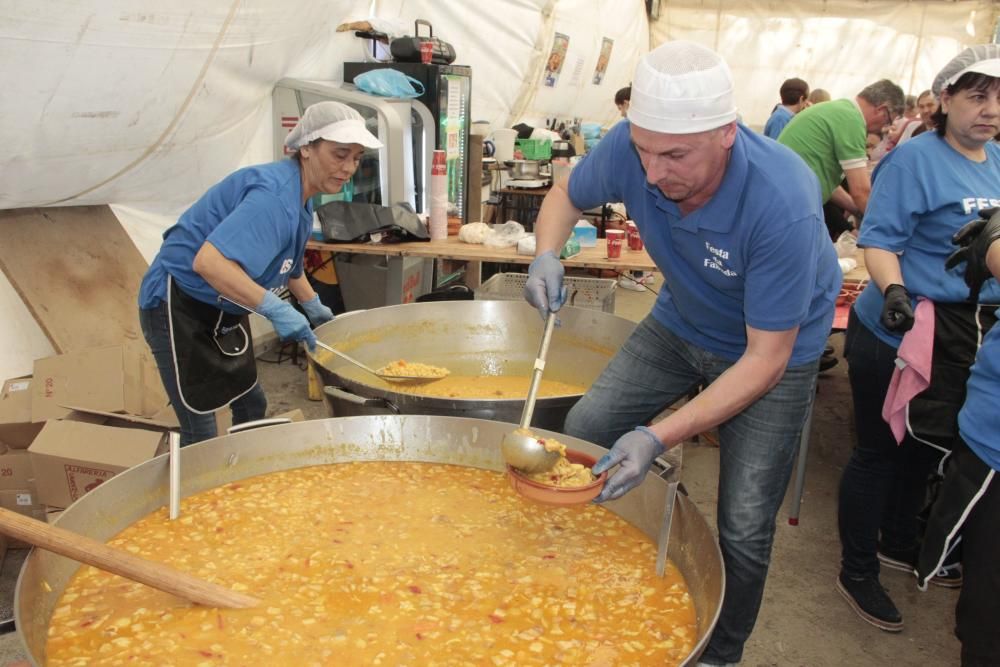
[778,79,905,228]
[918,211,1000,667]
[524,40,840,666]
[762,77,810,139]
[614,85,631,117]
[809,88,832,104]
[138,101,382,445]
[836,44,1000,633]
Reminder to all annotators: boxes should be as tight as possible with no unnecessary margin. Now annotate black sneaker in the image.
[877,549,963,589]
[836,573,903,632]
[819,354,839,372]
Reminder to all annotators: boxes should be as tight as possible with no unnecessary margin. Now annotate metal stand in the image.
[787,403,814,526]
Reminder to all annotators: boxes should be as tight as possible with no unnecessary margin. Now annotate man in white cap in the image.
[524,41,841,665]
[138,101,382,445]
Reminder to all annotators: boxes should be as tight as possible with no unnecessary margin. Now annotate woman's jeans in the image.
[563,315,818,665]
[139,301,267,446]
[838,309,943,578]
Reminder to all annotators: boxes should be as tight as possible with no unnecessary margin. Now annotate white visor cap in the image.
[931,44,1000,96]
[627,41,738,134]
[284,101,383,151]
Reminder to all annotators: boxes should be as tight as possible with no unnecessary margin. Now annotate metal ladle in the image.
[314,340,444,383]
[216,295,443,383]
[500,311,561,473]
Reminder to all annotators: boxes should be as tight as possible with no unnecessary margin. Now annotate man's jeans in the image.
[564,315,818,665]
[139,301,267,446]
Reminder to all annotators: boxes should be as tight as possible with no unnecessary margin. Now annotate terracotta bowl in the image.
[507,448,607,506]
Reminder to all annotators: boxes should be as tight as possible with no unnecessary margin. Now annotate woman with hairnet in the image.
[836,45,1000,634]
[137,102,382,445]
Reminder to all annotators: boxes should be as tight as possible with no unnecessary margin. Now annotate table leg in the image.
[465,260,483,289]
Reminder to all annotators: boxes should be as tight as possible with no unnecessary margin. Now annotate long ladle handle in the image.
[314,340,381,376]
[520,311,557,429]
[0,508,260,609]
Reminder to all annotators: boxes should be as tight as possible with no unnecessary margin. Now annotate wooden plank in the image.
[0,206,149,353]
[306,237,657,272]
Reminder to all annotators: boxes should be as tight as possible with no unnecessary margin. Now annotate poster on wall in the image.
[593,37,614,85]
[543,33,570,87]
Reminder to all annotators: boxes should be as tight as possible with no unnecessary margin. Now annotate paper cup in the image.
[606,229,625,259]
[626,221,643,251]
[420,41,434,64]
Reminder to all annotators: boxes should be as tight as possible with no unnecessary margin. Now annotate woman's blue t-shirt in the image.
[138,160,313,314]
[960,322,1000,471]
[854,132,1000,347]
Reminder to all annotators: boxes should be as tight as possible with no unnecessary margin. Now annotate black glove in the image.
[880,283,914,333]
[945,208,1000,301]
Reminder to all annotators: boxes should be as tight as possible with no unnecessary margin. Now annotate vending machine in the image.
[343,62,472,224]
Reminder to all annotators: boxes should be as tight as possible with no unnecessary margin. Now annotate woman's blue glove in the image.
[300,294,334,326]
[592,426,666,503]
[523,251,565,320]
[258,291,317,351]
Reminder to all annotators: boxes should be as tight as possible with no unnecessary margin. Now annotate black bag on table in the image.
[316,201,429,243]
[390,19,456,65]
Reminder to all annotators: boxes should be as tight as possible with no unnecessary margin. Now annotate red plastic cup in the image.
[606,229,625,259]
[626,221,643,251]
[420,41,434,64]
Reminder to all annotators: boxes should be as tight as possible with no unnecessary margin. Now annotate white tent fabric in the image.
[0,0,645,379]
[0,0,997,381]
[651,0,999,129]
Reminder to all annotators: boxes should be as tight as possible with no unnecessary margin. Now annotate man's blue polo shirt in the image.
[568,121,840,365]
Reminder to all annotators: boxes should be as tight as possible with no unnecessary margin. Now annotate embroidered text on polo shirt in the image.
[704,242,738,277]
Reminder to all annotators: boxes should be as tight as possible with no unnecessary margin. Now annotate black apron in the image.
[906,302,998,453]
[167,276,257,414]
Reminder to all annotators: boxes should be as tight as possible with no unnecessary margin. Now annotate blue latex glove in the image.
[523,250,565,320]
[300,294,334,326]
[258,291,317,351]
[592,426,666,503]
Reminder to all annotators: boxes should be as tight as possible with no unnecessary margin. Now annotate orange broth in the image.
[46,462,697,666]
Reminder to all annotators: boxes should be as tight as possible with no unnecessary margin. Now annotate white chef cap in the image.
[284,101,383,151]
[931,44,1000,97]
[628,41,738,134]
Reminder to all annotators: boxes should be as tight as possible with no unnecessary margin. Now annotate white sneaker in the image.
[618,274,647,291]
[642,271,655,284]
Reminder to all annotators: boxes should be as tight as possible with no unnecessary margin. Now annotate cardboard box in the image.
[274,409,305,422]
[31,340,167,423]
[0,377,43,449]
[0,488,46,548]
[0,488,43,514]
[0,448,34,490]
[28,419,164,508]
[45,506,64,524]
[151,404,233,436]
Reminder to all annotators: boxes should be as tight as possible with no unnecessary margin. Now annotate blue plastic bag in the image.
[353,69,425,99]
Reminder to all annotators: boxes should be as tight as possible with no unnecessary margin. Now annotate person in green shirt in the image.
[779,80,905,226]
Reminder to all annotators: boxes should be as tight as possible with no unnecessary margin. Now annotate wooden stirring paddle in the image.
[0,507,260,609]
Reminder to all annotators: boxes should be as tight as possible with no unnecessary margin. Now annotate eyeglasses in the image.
[882,107,894,128]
